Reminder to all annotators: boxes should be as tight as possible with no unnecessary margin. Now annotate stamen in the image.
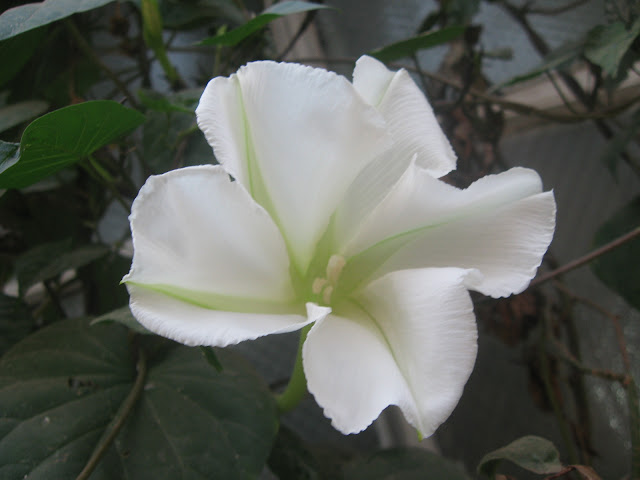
[322,285,334,305]
[326,254,346,285]
[312,277,327,295]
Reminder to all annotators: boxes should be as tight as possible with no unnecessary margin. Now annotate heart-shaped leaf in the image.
[0,100,145,189]
[0,318,279,479]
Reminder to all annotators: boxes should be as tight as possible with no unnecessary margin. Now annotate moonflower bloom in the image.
[123,56,555,436]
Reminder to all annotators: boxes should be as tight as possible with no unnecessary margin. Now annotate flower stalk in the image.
[276,324,312,414]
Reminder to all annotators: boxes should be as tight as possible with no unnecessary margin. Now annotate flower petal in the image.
[123,165,299,329]
[196,61,391,273]
[353,55,456,178]
[128,287,327,347]
[303,268,478,435]
[337,166,556,298]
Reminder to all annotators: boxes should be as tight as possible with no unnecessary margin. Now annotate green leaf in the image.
[138,89,199,114]
[0,0,116,41]
[442,0,480,24]
[14,239,109,295]
[142,97,211,174]
[0,28,45,89]
[0,100,145,189]
[591,197,640,311]
[368,26,466,63]
[584,18,640,77]
[198,1,332,46]
[80,253,132,315]
[158,0,244,29]
[200,346,224,372]
[267,425,328,480]
[477,435,563,477]
[0,294,33,356]
[0,318,134,479]
[91,306,152,334]
[344,447,471,479]
[0,100,49,134]
[0,318,279,479]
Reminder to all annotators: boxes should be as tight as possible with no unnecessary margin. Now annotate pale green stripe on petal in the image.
[126,281,304,315]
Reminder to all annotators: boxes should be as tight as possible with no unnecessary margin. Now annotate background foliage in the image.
[0,0,638,479]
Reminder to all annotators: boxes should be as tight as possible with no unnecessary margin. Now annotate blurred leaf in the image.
[199,1,333,46]
[599,108,640,176]
[345,447,471,479]
[0,101,145,189]
[0,294,33,355]
[0,141,19,173]
[159,0,244,29]
[138,89,198,114]
[493,40,583,90]
[0,0,115,41]
[15,239,109,295]
[91,305,152,334]
[0,100,49,134]
[0,28,45,89]
[267,425,326,480]
[200,346,224,372]
[442,0,480,24]
[368,26,466,63]
[477,435,563,477]
[584,18,640,77]
[0,318,279,479]
[591,197,640,311]
[79,252,131,315]
[142,103,210,174]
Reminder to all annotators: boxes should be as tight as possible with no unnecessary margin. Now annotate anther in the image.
[322,285,334,305]
[312,278,327,295]
[326,254,346,285]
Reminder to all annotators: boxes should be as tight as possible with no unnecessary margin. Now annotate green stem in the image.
[87,155,131,213]
[276,324,312,414]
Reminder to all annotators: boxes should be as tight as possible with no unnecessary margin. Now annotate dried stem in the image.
[530,226,640,287]
[527,0,590,15]
[550,335,630,385]
[275,8,320,61]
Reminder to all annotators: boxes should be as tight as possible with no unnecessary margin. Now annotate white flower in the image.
[123,56,556,436]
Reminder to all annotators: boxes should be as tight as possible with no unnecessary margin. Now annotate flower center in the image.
[311,254,346,306]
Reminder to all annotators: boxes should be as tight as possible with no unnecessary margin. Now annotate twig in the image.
[540,310,580,464]
[64,19,140,109]
[43,280,67,318]
[76,348,147,480]
[545,71,582,115]
[527,0,590,15]
[530,226,640,287]
[275,8,321,61]
[550,335,630,384]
